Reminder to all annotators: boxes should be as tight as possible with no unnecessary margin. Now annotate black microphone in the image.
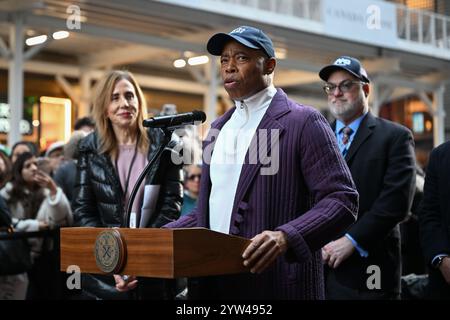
[143,110,206,128]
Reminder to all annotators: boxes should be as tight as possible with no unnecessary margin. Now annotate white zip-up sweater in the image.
[209,85,277,233]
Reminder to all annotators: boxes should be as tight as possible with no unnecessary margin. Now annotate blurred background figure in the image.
[1,152,72,235]
[0,145,10,158]
[0,196,29,300]
[160,103,178,116]
[418,141,450,299]
[0,145,12,189]
[44,141,65,176]
[401,164,427,276]
[181,164,201,216]
[35,157,53,176]
[53,131,89,203]
[157,103,202,165]
[179,125,202,165]
[400,164,428,300]
[74,116,95,134]
[0,152,73,299]
[10,141,38,164]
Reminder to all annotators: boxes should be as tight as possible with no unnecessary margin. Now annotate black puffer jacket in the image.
[72,129,183,228]
[71,129,183,300]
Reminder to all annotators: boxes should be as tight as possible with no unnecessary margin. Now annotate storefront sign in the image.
[323,0,397,48]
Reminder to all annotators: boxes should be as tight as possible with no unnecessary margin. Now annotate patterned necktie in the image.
[341,126,353,146]
[341,126,353,156]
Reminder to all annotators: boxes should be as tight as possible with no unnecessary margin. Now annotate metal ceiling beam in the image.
[55,74,80,105]
[274,70,319,87]
[0,58,226,95]
[373,75,440,92]
[80,45,168,68]
[419,71,450,85]
[0,37,11,58]
[289,94,328,111]
[3,12,348,75]
[94,0,239,29]
[277,59,321,73]
[276,57,400,87]
[362,58,400,74]
[23,32,52,60]
[0,58,82,77]
[23,14,205,53]
[0,0,43,11]
[389,87,415,101]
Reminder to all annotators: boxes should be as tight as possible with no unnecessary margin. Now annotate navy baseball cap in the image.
[319,56,370,83]
[207,26,275,58]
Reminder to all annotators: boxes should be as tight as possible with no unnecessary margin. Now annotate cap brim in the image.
[319,65,370,83]
[207,33,260,56]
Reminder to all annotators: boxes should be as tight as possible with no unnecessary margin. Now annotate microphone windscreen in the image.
[192,110,207,123]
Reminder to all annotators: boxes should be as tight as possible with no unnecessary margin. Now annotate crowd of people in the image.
[0,25,449,300]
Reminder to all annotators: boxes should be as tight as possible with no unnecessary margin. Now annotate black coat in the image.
[72,129,183,228]
[0,196,12,228]
[419,141,450,298]
[329,112,416,294]
[53,160,77,203]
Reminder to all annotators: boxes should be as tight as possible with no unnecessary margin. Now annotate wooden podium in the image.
[60,227,251,278]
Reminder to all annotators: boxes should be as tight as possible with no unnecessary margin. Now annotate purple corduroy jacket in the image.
[166,88,358,299]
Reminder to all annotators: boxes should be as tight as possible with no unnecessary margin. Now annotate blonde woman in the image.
[72,70,182,300]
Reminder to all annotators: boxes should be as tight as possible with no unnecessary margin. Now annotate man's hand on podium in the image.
[242,230,288,274]
[114,274,138,292]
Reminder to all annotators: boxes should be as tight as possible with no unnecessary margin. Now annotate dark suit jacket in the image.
[419,141,450,298]
[0,196,12,228]
[166,88,358,299]
[329,112,416,294]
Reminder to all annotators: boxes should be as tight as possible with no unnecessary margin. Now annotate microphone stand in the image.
[119,127,175,301]
[122,127,174,228]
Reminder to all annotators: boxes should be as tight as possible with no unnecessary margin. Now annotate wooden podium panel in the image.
[60,227,251,278]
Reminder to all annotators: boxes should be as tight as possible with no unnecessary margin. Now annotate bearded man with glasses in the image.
[319,56,416,300]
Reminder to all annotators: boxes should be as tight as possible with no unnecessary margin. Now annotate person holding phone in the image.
[0,151,73,299]
[0,152,72,231]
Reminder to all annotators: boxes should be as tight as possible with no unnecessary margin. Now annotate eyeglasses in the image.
[323,80,367,95]
[187,174,201,181]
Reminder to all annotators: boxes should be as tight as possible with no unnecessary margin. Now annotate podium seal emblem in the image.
[94,229,126,274]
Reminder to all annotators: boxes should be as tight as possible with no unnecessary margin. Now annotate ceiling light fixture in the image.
[52,31,70,40]
[25,35,47,46]
[173,54,210,68]
[173,59,187,68]
[187,55,209,66]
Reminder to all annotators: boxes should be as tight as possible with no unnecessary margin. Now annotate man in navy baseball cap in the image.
[207,25,275,58]
[164,24,358,301]
[319,55,370,83]
[320,54,416,301]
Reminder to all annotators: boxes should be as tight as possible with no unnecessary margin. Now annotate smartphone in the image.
[36,157,52,175]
